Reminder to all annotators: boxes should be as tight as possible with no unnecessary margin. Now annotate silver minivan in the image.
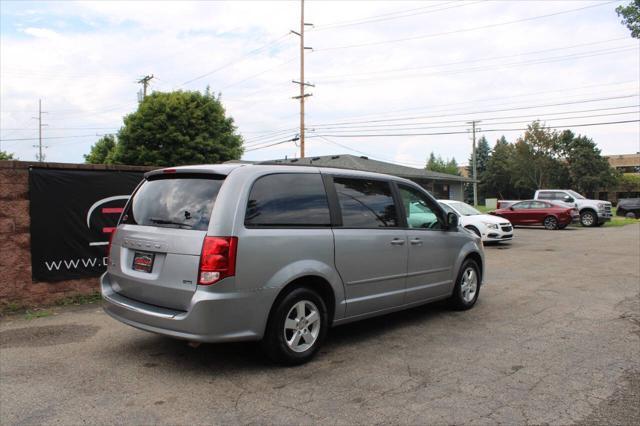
[101,164,484,364]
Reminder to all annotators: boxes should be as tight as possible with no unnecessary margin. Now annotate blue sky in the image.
[1,0,638,166]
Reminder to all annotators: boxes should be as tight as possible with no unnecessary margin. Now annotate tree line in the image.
[425,121,624,202]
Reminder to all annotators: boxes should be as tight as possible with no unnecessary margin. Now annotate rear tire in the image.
[261,286,328,365]
[558,224,568,230]
[580,210,597,227]
[543,216,558,230]
[449,259,481,311]
[625,212,637,219]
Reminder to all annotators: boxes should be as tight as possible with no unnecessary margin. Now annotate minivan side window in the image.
[537,191,553,200]
[245,173,331,227]
[399,185,443,229]
[333,177,398,228]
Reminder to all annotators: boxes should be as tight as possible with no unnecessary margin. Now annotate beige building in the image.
[598,153,640,203]
[605,153,640,174]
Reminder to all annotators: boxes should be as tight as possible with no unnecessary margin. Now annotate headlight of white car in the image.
[483,222,499,230]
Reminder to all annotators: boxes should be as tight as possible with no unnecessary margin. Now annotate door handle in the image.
[410,238,423,245]
[390,238,405,246]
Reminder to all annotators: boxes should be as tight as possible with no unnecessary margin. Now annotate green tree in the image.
[510,121,569,195]
[84,134,116,164]
[557,130,618,194]
[482,136,519,199]
[464,136,491,203]
[618,173,640,197]
[616,0,640,38]
[426,152,460,175]
[108,90,243,166]
[0,150,17,160]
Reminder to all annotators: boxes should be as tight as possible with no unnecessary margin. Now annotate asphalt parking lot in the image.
[1,224,639,425]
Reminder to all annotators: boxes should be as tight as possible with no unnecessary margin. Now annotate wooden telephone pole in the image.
[137,75,154,101]
[467,120,481,206]
[291,0,313,158]
[32,99,48,162]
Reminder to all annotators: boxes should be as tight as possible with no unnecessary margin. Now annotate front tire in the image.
[625,212,637,219]
[262,287,328,365]
[543,216,558,230]
[450,259,481,311]
[580,210,597,227]
[558,223,568,230]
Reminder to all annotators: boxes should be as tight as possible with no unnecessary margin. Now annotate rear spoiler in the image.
[144,164,245,179]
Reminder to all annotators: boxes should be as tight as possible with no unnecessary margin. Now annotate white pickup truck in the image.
[497,190,612,227]
[533,190,611,227]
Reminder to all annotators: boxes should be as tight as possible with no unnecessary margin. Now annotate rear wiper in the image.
[148,217,193,229]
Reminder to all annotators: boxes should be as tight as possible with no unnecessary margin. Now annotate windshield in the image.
[446,201,481,216]
[121,174,224,231]
[567,190,585,199]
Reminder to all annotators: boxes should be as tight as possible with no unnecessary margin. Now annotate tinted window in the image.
[245,173,330,227]
[122,174,224,231]
[400,185,442,229]
[530,201,549,208]
[334,178,398,228]
[511,201,530,210]
[537,192,553,200]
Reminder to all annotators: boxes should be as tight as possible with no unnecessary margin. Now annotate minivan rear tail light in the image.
[198,237,238,285]
[107,228,117,262]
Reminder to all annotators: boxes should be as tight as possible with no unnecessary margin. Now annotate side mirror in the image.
[447,212,459,229]
[563,196,574,202]
[509,206,514,211]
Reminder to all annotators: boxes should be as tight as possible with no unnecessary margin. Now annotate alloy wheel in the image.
[460,267,478,304]
[544,216,558,230]
[283,300,321,353]
[581,212,595,227]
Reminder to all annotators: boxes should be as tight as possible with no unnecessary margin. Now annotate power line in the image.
[315,1,616,52]
[308,107,640,132]
[315,46,637,85]
[311,1,478,31]
[179,33,291,87]
[308,94,640,127]
[315,135,427,167]
[306,80,638,124]
[0,133,103,142]
[221,57,297,90]
[240,82,637,140]
[313,119,640,138]
[244,135,301,152]
[313,37,631,80]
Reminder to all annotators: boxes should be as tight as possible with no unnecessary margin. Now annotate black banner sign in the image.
[29,168,144,282]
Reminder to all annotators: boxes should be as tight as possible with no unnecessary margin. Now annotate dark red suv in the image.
[490,200,578,230]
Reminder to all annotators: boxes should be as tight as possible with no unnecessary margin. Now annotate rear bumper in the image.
[101,273,275,343]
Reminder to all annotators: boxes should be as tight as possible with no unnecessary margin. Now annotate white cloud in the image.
[1,0,638,165]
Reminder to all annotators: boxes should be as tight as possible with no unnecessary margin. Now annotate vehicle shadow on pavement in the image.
[110,300,456,371]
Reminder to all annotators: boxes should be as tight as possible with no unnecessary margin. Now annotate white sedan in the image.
[438,200,514,243]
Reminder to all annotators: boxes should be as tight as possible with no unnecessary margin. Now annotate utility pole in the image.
[32,99,48,162]
[137,75,154,101]
[291,0,313,158]
[467,120,481,206]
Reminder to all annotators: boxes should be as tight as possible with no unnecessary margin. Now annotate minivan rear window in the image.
[121,174,224,231]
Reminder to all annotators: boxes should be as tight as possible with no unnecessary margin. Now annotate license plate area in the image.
[132,251,155,273]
